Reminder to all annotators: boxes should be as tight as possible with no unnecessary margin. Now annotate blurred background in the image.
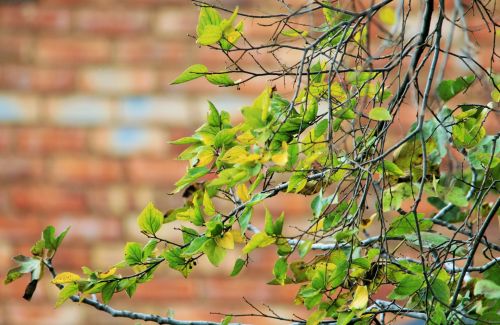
[0,0,495,324]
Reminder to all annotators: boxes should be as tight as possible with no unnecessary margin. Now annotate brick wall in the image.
[0,1,308,324]
[0,1,495,325]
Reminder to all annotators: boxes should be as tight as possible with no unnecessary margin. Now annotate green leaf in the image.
[124,242,143,266]
[337,312,355,325]
[43,226,56,250]
[230,258,245,276]
[242,232,275,254]
[474,279,500,300]
[298,240,313,258]
[368,107,392,121]
[137,202,163,235]
[222,315,233,325]
[197,24,222,45]
[183,236,209,256]
[264,209,274,236]
[437,75,475,102]
[428,197,466,223]
[306,309,326,325]
[197,7,222,37]
[172,166,210,194]
[171,64,208,85]
[430,279,450,303]
[273,257,288,284]
[101,281,118,304]
[5,256,41,285]
[388,274,424,299]
[55,283,78,308]
[387,213,432,237]
[203,239,226,266]
[206,72,235,86]
[4,267,23,284]
[380,160,405,176]
[164,247,192,278]
[405,232,449,249]
[238,207,252,233]
[142,239,159,259]
[329,250,348,288]
[273,212,284,236]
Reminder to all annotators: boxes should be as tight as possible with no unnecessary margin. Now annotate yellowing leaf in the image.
[236,183,250,202]
[242,232,275,254]
[229,229,245,243]
[308,218,324,233]
[215,232,234,250]
[236,131,256,145]
[360,213,376,229]
[197,24,222,45]
[97,267,117,279]
[52,272,81,284]
[306,309,326,325]
[170,64,208,85]
[137,202,163,235]
[368,107,392,121]
[350,285,368,310]
[379,6,396,25]
[220,146,260,164]
[272,142,289,166]
[203,191,216,216]
[195,147,215,167]
[330,82,348,102]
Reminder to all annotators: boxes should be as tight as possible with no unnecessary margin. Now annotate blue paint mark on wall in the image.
[120,97,155,122]
[0,97,24,122]
[110,127,149,155]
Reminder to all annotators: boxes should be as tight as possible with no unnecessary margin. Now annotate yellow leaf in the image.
[236,183,250,202]
[220,146,260,164]
[350,285,368,310]
[236,130,256,145]
[272,142,289,166]
[203,190,216,216]
[308,218,324,233]
[229,229,245,243]
[379,6,396,25]
[199,132,215,146]
[215,231,234,249]
[97,267,117,279]
[360,213,376,229]
[195,147,215,167]
[52,272,81,284]
[330,82,347,102]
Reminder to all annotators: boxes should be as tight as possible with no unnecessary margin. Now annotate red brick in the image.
[49,216,122,241]
[0,157,44,182]
[4,302,85,325]
[0,35,32,62]
[124,0,187,6]
[134,276,197,301]
[0,215,43,243]
[0,127,12,152]
[50,157,123,184]
[15,128,87,154]
[154,8,197,36]
[86,186,130,215]
[0,65,75,92]
[10,185,87,214]
[126,158,186,186]
[0,6,70,32]
[74,9,149,35]
[115,38,186,65]
[79,67,157,94]
[36,37,111,65]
